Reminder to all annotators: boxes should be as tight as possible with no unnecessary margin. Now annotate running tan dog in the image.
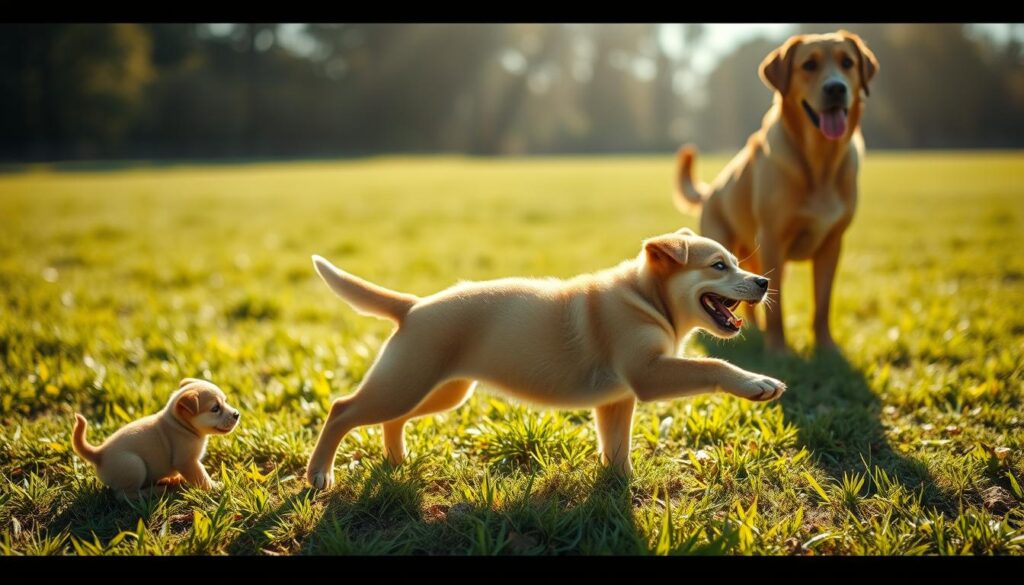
[674,30,878,352]
[306,228,786,490]
[71,378,240,495]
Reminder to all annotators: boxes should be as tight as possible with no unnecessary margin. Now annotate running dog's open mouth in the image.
[701,293,745,332]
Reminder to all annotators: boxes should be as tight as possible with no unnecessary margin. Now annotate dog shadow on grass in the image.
[45,484,187,547]
[225,460,646,555]
[698,328,959,514]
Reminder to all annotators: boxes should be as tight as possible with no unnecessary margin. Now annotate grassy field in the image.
[0,152,1022,555]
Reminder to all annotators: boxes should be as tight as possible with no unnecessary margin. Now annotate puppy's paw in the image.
[190,480,216,491]
[156,475,185,487]
[729,374,787,402]
[307,466,335,491]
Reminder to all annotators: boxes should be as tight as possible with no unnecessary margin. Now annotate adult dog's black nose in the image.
[232,411,240,420]
[754,277,769,290]
[823,81,847,99]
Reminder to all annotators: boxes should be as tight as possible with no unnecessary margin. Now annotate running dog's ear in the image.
[675,227,696,236]
[839,30,878,97]
[179,378,203,388]
[643,234,689,269]
[759,35,803,95]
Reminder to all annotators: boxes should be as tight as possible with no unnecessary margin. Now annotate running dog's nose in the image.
[754,277,769,290]
[232,411,240,420]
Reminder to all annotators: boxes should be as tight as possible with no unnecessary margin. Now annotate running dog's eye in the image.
[841,56,854,69]
[711,261,727,271]
[211,404,221,413]
[802,60,817,72]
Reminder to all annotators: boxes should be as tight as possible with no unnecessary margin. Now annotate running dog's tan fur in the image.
[305,229,786,490]
[675,31,879,351]
[71,378,240,496]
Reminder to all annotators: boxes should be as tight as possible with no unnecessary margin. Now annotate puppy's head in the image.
[170,378,241,435]
[760,30,878,141]
[642,228,770,339]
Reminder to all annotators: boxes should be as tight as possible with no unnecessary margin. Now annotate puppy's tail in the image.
[674,144,709,214]
[71,414,101,466]
[312,255,418,323]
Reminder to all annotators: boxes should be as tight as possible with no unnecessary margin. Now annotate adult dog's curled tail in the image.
[72,414,101,465]
[674,145,710,214]
[312,255,418,323]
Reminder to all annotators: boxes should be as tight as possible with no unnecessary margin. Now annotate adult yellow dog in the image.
[675,30,879,352]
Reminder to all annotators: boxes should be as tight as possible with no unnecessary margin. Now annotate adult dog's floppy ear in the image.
[839,30,878,96]
[644,235,689,269]
[175,389,201,418]
[759,36,802,95]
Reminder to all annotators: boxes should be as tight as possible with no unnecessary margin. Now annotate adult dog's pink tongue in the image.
[820,109,847,140]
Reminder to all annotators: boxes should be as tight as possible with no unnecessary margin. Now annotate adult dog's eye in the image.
[841,56,854,69]
[711,261,727,271]
[802,60,817,72]
[211,404,221,413]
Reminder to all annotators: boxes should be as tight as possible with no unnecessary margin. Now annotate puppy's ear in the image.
[175,389,201,419]
[644,235,689,270]
[675,227,696,236]
[839,30,878,97]
[759,36,802,95]
[179,377,202,388]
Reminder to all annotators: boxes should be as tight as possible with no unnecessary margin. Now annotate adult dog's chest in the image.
[783,187,852,260]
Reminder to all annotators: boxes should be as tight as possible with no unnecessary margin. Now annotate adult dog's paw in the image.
[306,466,335,491]
[730,374,787,402]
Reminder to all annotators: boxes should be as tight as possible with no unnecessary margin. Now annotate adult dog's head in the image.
[760,30,879,141]
[641,228,770,338]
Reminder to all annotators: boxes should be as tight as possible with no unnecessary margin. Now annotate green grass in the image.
[0,152,1022,555]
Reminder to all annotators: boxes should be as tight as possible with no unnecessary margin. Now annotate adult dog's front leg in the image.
[628,356,786,403]
[812,228,844,350]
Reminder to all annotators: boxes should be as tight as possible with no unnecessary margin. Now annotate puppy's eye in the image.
[802,60,817,72]
[211,404,221,413]
[711,261,727,271]
[841,56,854,69]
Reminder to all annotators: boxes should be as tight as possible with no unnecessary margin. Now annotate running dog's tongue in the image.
[711,296,744,328]
[820,109,847,140]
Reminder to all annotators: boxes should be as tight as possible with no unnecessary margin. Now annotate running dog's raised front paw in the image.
[728,373,787,402]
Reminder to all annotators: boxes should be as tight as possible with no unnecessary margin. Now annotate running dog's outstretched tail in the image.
[312,255,418,323]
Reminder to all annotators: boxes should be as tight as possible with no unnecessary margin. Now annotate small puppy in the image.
[71,378,240,495]
[306,228,786,490]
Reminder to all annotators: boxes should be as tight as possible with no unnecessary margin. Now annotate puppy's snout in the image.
[823,80,847,100]
[231,410,240,421]
[754,277,769,290]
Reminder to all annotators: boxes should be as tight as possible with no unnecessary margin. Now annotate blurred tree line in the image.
[1,23,1021,161]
